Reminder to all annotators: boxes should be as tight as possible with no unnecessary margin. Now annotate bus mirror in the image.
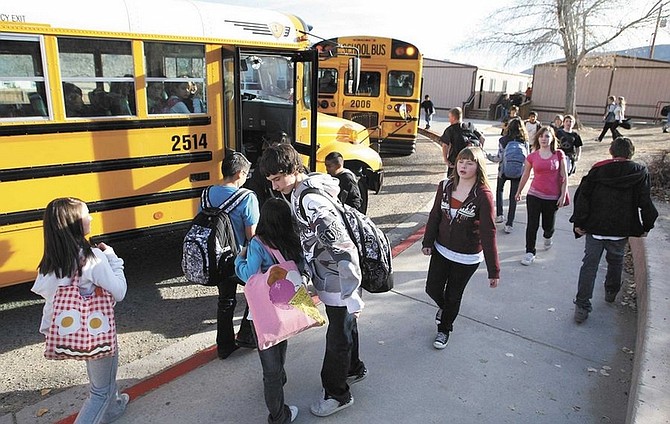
[347,57,361,95]
[398,103,408,120]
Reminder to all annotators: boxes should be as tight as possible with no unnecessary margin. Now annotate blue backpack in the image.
[502,140,528,179]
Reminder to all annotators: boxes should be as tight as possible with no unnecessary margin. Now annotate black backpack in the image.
[298,188,393,293]
[445,122,481,164]
[182,187,252,286]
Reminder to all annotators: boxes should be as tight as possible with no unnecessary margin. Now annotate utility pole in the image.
[650,4,663,59]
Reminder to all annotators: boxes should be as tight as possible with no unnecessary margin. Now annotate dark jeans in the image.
[217,276,241,356]
[525,195,558,255]
[322,305,364,404]
[425,252,480,333]
[575,235,628,311]
[496,176,520,226]
[250,326,291,424]
[598,122,620,141]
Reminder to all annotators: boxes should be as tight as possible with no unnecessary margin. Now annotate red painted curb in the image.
[52,225,427,424]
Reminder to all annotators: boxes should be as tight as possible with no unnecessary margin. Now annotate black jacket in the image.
[569,158,658,237]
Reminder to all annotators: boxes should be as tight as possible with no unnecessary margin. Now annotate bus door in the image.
[231,49,317,171]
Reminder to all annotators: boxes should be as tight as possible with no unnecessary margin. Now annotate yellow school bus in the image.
[0,0,383,288]
[314,36,423,156]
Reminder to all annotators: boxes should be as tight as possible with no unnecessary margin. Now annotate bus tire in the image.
[358,176,369,214]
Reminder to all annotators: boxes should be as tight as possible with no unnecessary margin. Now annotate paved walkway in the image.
[7,118,638,423]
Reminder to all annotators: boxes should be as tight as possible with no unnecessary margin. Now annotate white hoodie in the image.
[32,247,127,335]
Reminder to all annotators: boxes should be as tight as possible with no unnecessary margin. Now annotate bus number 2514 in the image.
[350,100,371,108]
[171,134,208,151]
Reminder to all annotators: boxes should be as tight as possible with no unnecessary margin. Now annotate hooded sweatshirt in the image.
[570,158,658,237]
[291,173,364,314]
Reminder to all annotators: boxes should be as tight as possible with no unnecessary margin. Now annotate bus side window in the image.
[58,38,135,118]
[0,36,49,120]
[144,42,207,115]
[318,68,337,93]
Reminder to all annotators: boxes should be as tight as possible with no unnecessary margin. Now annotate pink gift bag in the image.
[243,243,325,350]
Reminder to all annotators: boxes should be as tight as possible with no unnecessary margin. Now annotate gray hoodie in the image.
[291,173,364,313]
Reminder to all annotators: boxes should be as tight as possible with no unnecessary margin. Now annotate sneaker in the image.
[543,237,553,250]
[310,394,354,417]
[520,253,535,266]
[504,225,513,234]
[435,308,443,325]
[595,137,601,142]
[101,393,130,424]
[426,125,431,129]
[288,405,299,423]
[495,215,505,223]
[346,366,368,385]
[433,332,449,349]
[217,344,239,359]
[605,291,618,303]
[574,306,589,323]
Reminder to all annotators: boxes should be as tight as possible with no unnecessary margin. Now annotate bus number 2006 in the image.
[171,134,208,151]
[350,100,371,109]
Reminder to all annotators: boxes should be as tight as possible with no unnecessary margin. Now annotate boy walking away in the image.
[204,152,260,358]
[570,137,658,323]
[440,107,485,177]
[259,144,367,418]
[324,152,364,213]
[421,95,435,129]
[556,115,583,176]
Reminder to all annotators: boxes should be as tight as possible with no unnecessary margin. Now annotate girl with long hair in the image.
[235,197,304,423]
[422,147,500,350]
[32,198,128,424]
[597,95,619,142]
[515,126,569,266]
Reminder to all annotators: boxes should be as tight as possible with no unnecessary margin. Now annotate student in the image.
[596,96,618,142]
[32,198,129,424]
[440,107,485,177]
[515,126,569,266]
[422,147,500,349]
[501,105,519,135]
[203,152,260,358]
[525,111,542,142]
[235,198,303,423]
[420,95,435,129]
[164,79,205,113]
[259,144,366,418]
[550,114,563,134]
[486,118,529,233]
[570,137,658,323]
[324,151,363,212]
[556,115,583,175]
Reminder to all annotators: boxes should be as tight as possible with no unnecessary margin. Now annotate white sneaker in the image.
[504,225,513,234]
[521,253,535,266]
[544,237,553,250]
[495,215,505,223]
[289,405,299,422]
[310,394,354,417]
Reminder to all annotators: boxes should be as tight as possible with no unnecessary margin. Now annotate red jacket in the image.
[423,180,500,279]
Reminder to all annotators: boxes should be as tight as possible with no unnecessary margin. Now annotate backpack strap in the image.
[200,186,212,209]
[219,188,253,213]
[256,238,287,264]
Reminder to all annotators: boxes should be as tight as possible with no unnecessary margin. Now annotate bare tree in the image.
[468,0,669,118]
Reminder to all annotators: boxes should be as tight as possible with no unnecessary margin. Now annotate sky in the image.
[206,0,670,73]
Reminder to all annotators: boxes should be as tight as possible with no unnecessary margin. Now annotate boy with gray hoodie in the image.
[259,144,366,418]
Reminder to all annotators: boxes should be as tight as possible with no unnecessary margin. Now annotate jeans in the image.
[251,326,292,424]
[217,276,240,356]
[525,195,558,255]
[598,122,620,141]
[424,111,432,128]
[425,252,480,333]
[321,305,364,404]
[575,235,628,311]
[496,176,520,226]
[74,352,127,424]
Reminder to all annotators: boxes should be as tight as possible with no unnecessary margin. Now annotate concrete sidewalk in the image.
[6,119,639,423]
[110,120,635,423]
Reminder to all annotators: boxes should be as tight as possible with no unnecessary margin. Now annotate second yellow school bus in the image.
[314,36,423,156]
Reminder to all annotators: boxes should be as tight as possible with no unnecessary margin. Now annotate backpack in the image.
[661,105,670,117]
[502,140,528,179]
[446,123,481,164]
[298,188,393,293]
[182,187,252,286]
